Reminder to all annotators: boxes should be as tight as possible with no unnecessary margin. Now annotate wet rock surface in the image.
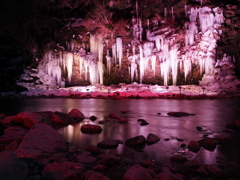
[0,108,239,180]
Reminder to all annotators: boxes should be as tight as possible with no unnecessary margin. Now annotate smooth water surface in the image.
[1,98,240,165]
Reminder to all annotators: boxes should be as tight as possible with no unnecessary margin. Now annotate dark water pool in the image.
[1,98,240,165]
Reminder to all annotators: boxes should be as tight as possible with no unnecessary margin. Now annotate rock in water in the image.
[146,133,160,145]
[0,151,29,180]
[68,108,85,121]
[80,124,102,134]
[15,123,67,159]
[123,164,153,180]
[125,135,146,147]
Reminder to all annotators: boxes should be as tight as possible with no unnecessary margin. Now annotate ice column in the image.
[116,37,123,67]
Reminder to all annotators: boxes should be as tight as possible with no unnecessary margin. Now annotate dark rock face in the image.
[122,164,153,180]
[125,135,146,147]
[170,155,187,163]
[97,139,121,149]
[167,112,193,117]
[0,151,29,180]
[226,119,240,130]
[198,137,217,151]
[146,133,160,145]
[15,123,67,159]
[187,140,201,153]
[80,124,103,134]
[68,108,85,121]
[51,111,76,124]
[41,161,85,180]
[12,111,45,128]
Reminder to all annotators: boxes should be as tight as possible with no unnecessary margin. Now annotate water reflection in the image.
[1,98,240,164]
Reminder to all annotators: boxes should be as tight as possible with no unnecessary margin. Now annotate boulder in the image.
[15,123,67,159]
[187,140,201,153]
[0,126,28,144]
[198,137,217,151]
[96,154,121,166]
[146,133,160,145]
[51,111,76,124]
[84,171,111,180]
[81,124,102,134]
[85,144,104,155]
[68,108,85,121]
[155,172,172,180]
[216,136,229,145]
[97,139,122,149]
[118,117,128,123]
[122,164,153,180]
[226,119,240,130]
[0,151,29,180]
[89,115,97,121]
[167,112,193,117]
[125,135,146,147]
[109,113,119,119]
[76,153,97,167]
[12,111,46,128]
[170,155,187,163]
[41,161,84,180]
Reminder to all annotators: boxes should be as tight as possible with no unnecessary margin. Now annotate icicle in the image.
[184,59,192,81]
[116,37,123,67]
[64,52,73,83]
[171,7,174,17]
[170,45,178,85]
[164,8,167,18]
[112,43,117,64]
[139,45,144,84]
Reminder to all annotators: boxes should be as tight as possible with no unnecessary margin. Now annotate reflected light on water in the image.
[1,98,240,165]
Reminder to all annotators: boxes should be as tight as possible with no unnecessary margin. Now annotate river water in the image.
[1,98,240,165]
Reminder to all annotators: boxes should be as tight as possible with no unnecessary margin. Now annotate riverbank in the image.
[1,84,240,100]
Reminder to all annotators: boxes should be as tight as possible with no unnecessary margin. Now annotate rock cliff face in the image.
[2,0,240,90]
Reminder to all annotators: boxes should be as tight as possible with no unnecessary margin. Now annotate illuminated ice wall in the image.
[39,5,226,87]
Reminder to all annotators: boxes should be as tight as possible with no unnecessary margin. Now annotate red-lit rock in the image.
[146,133,160,145]
[51,111,76,124]
[0,151,29,180]
[85,144,104,155]
[207,164,228,178]
[122,164,153,180]
[80,124,102,134]
[167,111,191,117]
[170,155,187,163]
[118,116,128,123]
[76,153,97,167]
[108,113,119,119]
[198,137,217,151]
[96,154,121,166]
[15,123,67,159]
[42,161,84,179]
[84,171,111,180]
[68,108,85,121]
[216,136,229,145]
[125,135,146,147]
[187,140,201,152]
[226,119,240,130]
[155,172,172,180]
[121,110,128,114]
[97,139,122,149]
[12,111,45,128]
[0,126,28,144]
[89,115,97,121]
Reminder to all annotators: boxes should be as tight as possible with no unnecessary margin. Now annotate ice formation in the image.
[29,4,236,90]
